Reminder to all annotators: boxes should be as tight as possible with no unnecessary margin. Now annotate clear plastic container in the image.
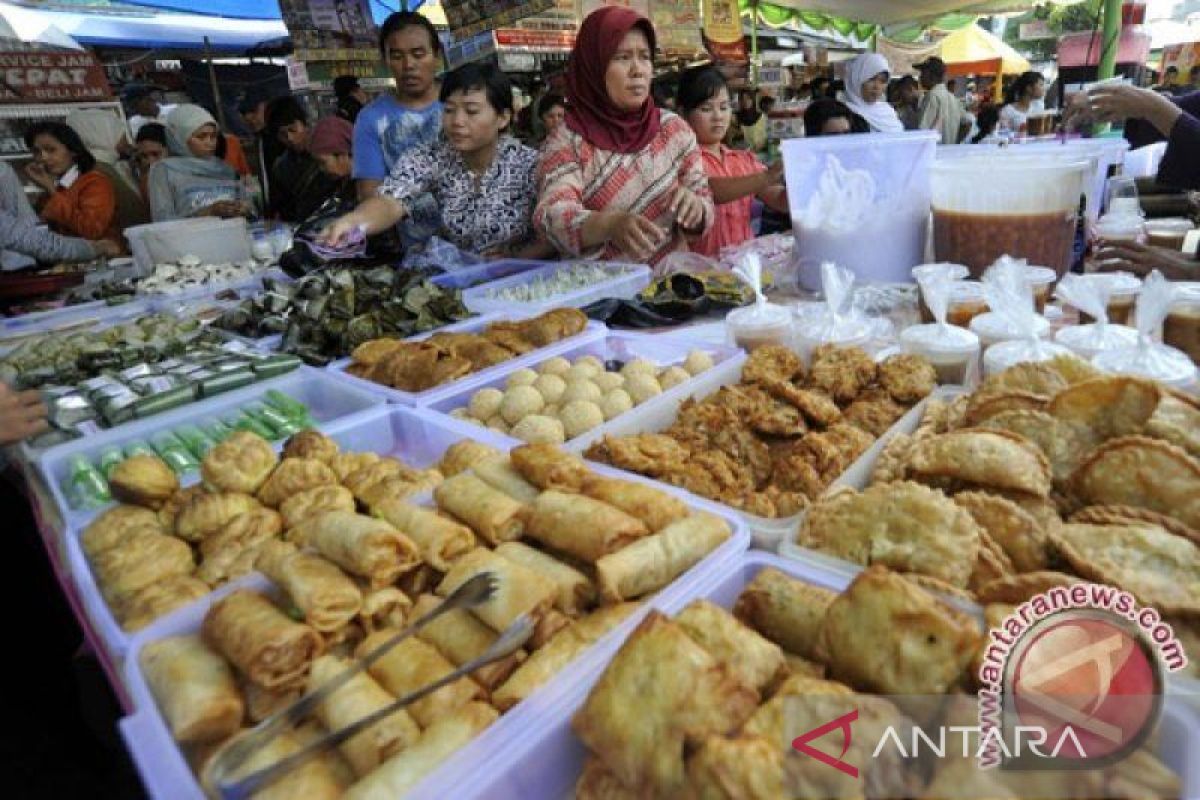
[327,319,608,407]
[900,323,981,385]
[725,303,793,352]
[1164,284,1200,365]
[1023,265,1059,312]
[931,155,1090,277]
[115,410,752,800]
[913,262,970,323]
[945,280,990,328]
[1093,342,1199,388]
[429,258,551,290]
[461,262,651,315]
[969,311,1051,348]
[1094,212,1146,246]
[793,315,872,365]
[1145,218,1196,251]
[983,338,1072,376]
[425,334,744,448]
[426,548,1200,800]
[1076,271,1142,325]
[1055,322,1140,360]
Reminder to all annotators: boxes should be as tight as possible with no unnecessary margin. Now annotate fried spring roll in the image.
[594,514,731,602]
[242,679,301,724]
[438,440,503,478]
[343,702,499,800]
[471,457,540,504]
[731,567,837,661]
[525,491,648,563]
[201,730,345,800]
[358,584,411,634]
[580,475,690,533]
[201,590,323,689]
[409,594,525,691]
[510,443,590,491]
[357,631,482,729]
[491,603,640,711]
[255,541,363,633]
[307,654,422,777]
[140,635,243,744]
[437,547,557,633]
[288,510,419,589]
[495,541,595,615]
[372,498,474,571]
[433,473,526,545]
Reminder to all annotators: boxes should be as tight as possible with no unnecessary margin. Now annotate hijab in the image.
[65,109,125,165]
[162,104,235,180]
[844,53,904,134]
[565,6,661,154]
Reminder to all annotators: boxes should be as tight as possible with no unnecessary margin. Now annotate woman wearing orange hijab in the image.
[534,7,713,266]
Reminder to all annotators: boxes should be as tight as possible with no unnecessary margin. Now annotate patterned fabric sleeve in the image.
[534,127,590,257]
[671,120,716,238]
[378,140,440,209]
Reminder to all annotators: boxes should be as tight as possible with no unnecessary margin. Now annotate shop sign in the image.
[703,0,742,45]
[279,0,377,55]
[443,0,555,39]
[651,0,701,54]
[285,57,310,91]
[494,29,576,49]
[0,51,112,104]
[445,30,498,68]
[758,66,785,86]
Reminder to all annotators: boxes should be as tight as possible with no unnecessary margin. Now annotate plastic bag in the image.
[655,250,719,279]
[719,233,796,287]
[1092,270,1198,386]
[980,256,1066,372]
[794,261,872,347]
[1052,274,1139,357]
[401,236,484,273]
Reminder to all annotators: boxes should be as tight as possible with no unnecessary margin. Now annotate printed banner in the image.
[278,0,377,56]
[443,0,555,39]
[0,51,112,104]
[651,0,701,54]
[703,0,741,45]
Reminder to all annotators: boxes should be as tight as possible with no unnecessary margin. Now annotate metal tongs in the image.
[209,573,534,799]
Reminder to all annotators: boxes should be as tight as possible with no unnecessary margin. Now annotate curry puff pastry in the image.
[201,430,279,495]
[201,590,323,689]
[572,612,758,795]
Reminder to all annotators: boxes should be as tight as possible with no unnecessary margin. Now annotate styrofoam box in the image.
[327,318,608,407]
[115,404,751,800]
[429,258,549,290]
[423,333,745,449]
[435,550,1200,800]
[38,367,387,537]
[461,262,651,316]
[563,353,945,552]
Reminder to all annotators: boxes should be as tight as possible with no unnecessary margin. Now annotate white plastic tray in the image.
[327,318,608,407]
[38,366,387,535]
[422,333,745,450]
[461,262,651,316]
[439,550,1200,800]
[429,258,549,291]
[115,404,751,800]
[561,353,941,552]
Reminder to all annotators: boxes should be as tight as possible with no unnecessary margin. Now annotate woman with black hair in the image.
[970,105,1002,144]
[324,62,552,258]
[677,64,786,257]
[999,71,1045,133]
[537,92,566,141]
[23,121,122,247]
[147,104,248,221]
[803,98,868,136]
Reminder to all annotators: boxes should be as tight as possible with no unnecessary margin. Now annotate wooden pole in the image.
[204,36,228,131]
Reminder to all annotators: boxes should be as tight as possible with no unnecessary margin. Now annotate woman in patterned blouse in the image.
[322,63,553,258]
[534,7,714,266]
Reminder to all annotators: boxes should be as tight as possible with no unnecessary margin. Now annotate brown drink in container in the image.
[1164,284,1200,365]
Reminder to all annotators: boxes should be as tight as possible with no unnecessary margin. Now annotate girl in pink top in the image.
[679,65,788,258]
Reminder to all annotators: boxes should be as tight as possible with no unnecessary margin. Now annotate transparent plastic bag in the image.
[1092,270,1198,387]
[901,271,982,385]
[1052,274,1138,358]
[794,262,873,360]
[401,236,485,273]
[980,256,1066,372]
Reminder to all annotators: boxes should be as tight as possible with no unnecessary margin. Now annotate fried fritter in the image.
[741,345,804,386]
[877,353,936,404]
[761,380,842,428]
[808,344,877,404]
[843,389,908,437]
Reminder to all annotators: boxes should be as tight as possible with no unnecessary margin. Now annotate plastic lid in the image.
[948,280,988,305]
[726,302,792,331]
[984,339,1073,376]
[1093,343,1198,387]
[1023,266,1058,287]
[912,263,969,283]
[794,312,872,345]
[1144,218,1195,233]
[900,323,981,356]
[970,311,1051,341]
[1095,214,1145,235]
[1055,323,1140,356]
[1084,271,1142,298]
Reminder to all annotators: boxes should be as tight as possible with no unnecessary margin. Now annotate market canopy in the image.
[939,23,1030,74]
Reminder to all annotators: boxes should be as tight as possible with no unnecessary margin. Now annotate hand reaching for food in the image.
[0,383,47,444]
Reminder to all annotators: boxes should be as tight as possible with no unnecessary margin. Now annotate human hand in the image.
[0,384,47,445]
[1094,241,1196,280]
[199,200,246,219]
[24,162,55,191]
[90,240,122,258]
[319,214,361,246]
[765,159,784,185]
[669,186,706,232]
[608,212,666,261]
[1088,84,1182,135]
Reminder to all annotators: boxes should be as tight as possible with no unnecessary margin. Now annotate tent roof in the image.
[939,23,1031,73]
[752,0,1043,26]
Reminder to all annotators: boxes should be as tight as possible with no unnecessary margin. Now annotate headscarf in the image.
[160,104,235,180]
[65,109,125,165]
[565,7,661,154]
[310,116,354,157]
[844,53,904,133]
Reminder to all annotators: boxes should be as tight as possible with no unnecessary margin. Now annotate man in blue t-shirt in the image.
[354,11,444,246]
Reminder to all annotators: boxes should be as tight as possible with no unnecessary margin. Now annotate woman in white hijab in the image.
[147,104,248,222]
[65,108,148,229]
[843,53,904,133]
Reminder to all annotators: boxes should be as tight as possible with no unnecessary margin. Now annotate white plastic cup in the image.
[1074,271,1142,325]
[1145,218,1195,251]
[1054,323,1140,360]
[1022,265,1058,312]
[793,315,872,365]
[913,263,971,323]
[945,280,990,328]
[900,323,981,385]
[1092,343,1198,389]
[970,311,1051,349]
[983,339,1073,377]
[726,303,794,352]
[1164,283,1200,365]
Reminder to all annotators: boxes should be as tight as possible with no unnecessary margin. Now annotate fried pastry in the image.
[1070,504,1200,544]
[255,541,362,633]
[409,594,526,692]
[510,443,591,491]
[109,454,179,509]
[201,431,278,495]
[797,482,983,588]
[282,429,339,463]
[157,484,206,532]
[580,474,689,533]
[907,429,1052,498]
[741,344,804,386]
[870,432,916,486]
[969,530,1016,592]
[1050,523,1200,615]
[92,530,195,605]
[471,456,540,503]
[202,590,323,689]
[329,451,381,483]
[963,390,1048,427]
[953,491,1049,572]
[685,735,786,800]
[978,409,1088,485]
[357,632,482,729]
[288,510,420,588]
[1069,435,1200,531]
[878,353,937,403]
[174,491,261,543]
[675,600,784,693]
[140,635,243,744]
[809,344,877,404]
[843,389,908,437]
[257,457,338,508]
[761,380,842,427]
[279,485,356,531]
[1145,390,1200,458]
[438,440,503,477]
[981,360,1069,398]
[1047,376,1161,448]
[819,566,983,695]
[732,567,836,661]
[974,571,1080,605]
[373,499,474,570]
[526,489,647,562]
[585,434,690,478]
[595,514,731,601]
[196,508,284,586]
[117,574,211,631]
[435,472,527,545]
[437,547,557,632]
[81,504,163,557]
